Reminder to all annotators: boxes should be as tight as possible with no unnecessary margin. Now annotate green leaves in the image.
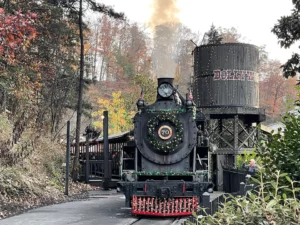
[270,181,277,189]
[251,177,260,184]
[272,4,300,77]
[279,173,289,177]
[188,171,300,225]
[266,199,277,209]
[283,193,287,200]
[256,113,300,199]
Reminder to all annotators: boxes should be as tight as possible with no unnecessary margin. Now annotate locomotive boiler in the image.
[118,77,212,216]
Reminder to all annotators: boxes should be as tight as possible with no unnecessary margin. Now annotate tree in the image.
[258,45,269,80]
[122,74,157,113]
[93,91,134,134]
[71,0,124,180]
[0,0,124,179]
[203,24,223,45]
[259,60,297,121]
[272,0,300,78]
[71,0,86,180]
[1,0,88,141]
[87,16,152,85]
[219,27,242,43]
[0,5,41,146]
[172,24,198,93]
[85,17,153,125]
[0,8,38,113]
[256,113,300,198]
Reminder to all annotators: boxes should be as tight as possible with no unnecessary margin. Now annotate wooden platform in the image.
[88,178,119,188]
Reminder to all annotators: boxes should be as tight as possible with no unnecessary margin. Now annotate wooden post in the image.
[119,146,123,177]
[245,174,252,184]
[64,121,70,195]
[234,115,239,151]
[85,133,90,183]
[202,192,211,215]
[103,111,109,190]
[239,182,245,196]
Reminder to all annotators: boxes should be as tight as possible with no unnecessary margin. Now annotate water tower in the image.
[192,43,265,190]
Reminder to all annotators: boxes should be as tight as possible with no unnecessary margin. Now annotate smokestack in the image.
[157,78,174,86]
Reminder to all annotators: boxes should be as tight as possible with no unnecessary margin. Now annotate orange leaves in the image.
[71,64,79,71]
[33,81,41,91]
[259,60,298,120]
[84,43,91,55]
[29,32,37,40]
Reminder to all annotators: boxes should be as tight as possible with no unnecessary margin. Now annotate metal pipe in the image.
[65,121,70,195]
[135,147,138,172]
[208,152,212,180]
[193,146,196,172]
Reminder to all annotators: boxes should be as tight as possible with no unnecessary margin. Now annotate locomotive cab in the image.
[118,77,213,216]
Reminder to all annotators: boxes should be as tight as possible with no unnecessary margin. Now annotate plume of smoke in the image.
[149,0,180,29]
[149,0,180,79]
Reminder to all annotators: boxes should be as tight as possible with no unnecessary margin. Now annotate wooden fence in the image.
[70,138,129,181]
[223,167,255,193]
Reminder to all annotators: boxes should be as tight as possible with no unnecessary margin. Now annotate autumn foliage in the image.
[0,7,39,109]
[0,8,37,64]
[259,60,297,120]
[93,91,135,134]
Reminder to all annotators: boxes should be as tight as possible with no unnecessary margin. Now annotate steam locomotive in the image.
[118,42,264,217]
[118,77,212,216]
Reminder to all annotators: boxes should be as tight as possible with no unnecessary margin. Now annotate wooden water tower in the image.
[193,43,265,190]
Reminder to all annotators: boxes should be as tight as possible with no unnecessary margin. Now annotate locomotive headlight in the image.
[158,82,174,98]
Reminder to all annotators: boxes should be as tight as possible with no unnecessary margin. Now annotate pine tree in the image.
[204,24,223,45]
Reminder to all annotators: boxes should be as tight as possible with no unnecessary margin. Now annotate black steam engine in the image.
[118,77,212,216]
[118,42,265,217]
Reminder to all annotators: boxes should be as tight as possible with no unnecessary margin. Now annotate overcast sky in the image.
[98,0,298,63]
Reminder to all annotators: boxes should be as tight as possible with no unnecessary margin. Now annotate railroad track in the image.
[126,216,186,225]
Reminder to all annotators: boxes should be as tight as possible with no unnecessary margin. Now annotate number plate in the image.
[158,125,173,140]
